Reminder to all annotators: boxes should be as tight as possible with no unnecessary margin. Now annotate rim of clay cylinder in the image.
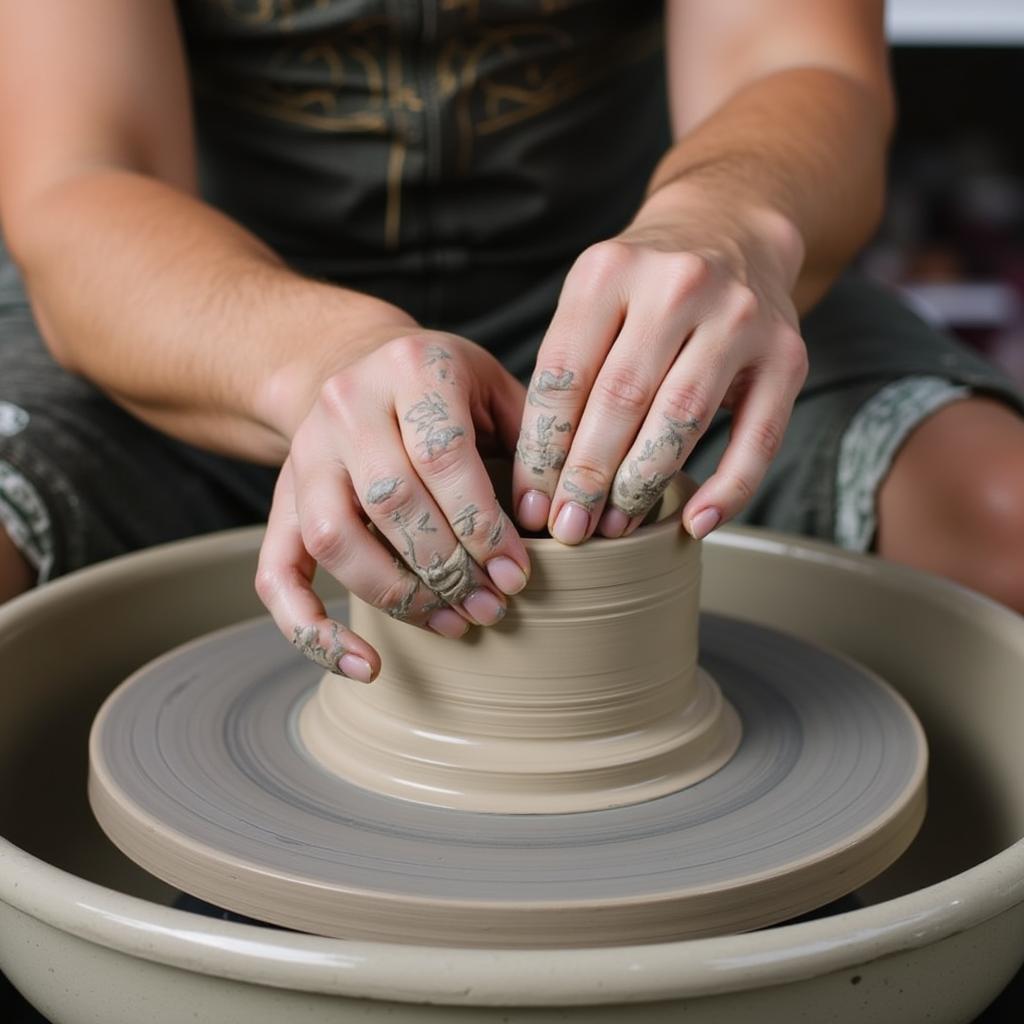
[2,528,1024,1007]
[298,474,743,813]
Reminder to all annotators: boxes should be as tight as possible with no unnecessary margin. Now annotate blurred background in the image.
[869,0,1024,390]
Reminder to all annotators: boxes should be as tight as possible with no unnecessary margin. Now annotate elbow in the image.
[28,300,79,374]
[870,86,895,239]
[861,126,891,252]
[862,68,897,233]
[869,63,897,147]
[1,184,46,281]
[1,199,80,373]
[858,158,888,250]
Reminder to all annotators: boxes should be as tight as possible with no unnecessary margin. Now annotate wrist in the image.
[629,177,806,292]
[253,282,418,443]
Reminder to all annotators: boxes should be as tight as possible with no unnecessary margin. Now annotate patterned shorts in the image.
[0,275,1021,584]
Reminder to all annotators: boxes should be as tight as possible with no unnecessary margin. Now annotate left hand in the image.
[512,181,809,543]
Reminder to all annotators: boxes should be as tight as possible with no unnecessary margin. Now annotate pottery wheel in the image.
[89,609,926,948]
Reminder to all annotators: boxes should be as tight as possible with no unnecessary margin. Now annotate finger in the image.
[477,353,530,461]
[680,337,806,539]
[491,375,528,462]
[255,461,383,683]
[600,340,735,537]
[545,293,699,544]
[512,245,627,530]
[340,408,509,627]
[290,457,471,640]
[602,282,791,537]
[397,379,530,596]
[421,340,526,460]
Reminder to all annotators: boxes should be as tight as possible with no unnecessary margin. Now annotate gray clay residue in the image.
[291,622,347,673]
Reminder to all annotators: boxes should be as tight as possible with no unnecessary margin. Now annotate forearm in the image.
[641,66,892,311]
[5,168,415,464]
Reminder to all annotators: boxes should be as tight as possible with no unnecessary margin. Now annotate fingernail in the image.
[339,653,374,684]
[552,502,590,545]
[598,507,629,538]
[689,507,721,541]
[428,608,470,638]
[517,489,550,531]
[486,555,528,595]
[463,588,506,626]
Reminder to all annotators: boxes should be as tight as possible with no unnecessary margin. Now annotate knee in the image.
[877,397,1024,614]
[954,469,1024,612]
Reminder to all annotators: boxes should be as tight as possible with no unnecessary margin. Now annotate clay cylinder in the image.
[299,475,741,813]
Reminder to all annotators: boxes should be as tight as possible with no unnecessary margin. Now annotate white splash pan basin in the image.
[1,525,1022,1023]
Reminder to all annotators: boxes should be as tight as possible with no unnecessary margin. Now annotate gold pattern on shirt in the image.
[439,19,661,174]
[195,16,395,133]
[441,0,480,18]
[191,1,661,246]
[213,0,330,29]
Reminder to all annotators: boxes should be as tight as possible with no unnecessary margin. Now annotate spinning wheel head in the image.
[88,475,927,946]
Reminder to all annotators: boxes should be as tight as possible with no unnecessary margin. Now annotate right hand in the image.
[255,330,530,683]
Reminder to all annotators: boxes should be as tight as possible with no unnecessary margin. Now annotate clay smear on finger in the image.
[612,413,702,517]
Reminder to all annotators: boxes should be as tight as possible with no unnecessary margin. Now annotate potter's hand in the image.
[512,183,808,544]
[256,330,529,682]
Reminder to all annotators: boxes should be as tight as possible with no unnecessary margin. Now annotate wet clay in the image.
[300,475,742,813]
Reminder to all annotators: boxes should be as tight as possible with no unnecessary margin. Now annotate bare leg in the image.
[0,524,34,604]
[877,396,1024,615]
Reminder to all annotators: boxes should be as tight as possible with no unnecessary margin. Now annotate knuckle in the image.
[573,240,632,285]
[724,285,760,330]
[479,507,508,545]
[595,365,652,416]
[362,482,412,521]
[663,252,712,295]
[254,565,282,604]
[388,332,459,380]
[516,424,568,477]
[386,331,434,367]
[411,429,469,475]
[776,329,809,382]
[659,379,712,428]
[723,472,755,505]
[564,455,608,486]
[254,563,305,605]
[748,417,785,462]
[531,355,580,393]
[303,515,350,566]
[318,372,358,419]
[453,504,506,551]
[371,573,421,617]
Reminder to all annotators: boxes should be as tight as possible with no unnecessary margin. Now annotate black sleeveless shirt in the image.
[179,0,669,374]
